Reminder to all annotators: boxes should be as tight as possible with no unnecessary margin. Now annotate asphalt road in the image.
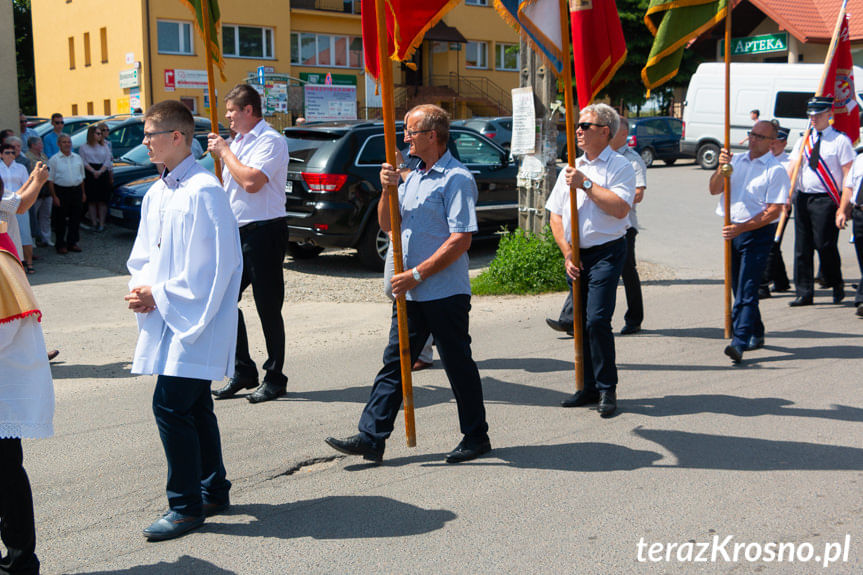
[22,159,863,574]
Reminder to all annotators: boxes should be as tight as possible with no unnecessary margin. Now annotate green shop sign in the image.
[720,32,788,56]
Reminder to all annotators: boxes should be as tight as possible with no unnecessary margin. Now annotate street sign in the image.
[165,69,176,91]
[719,32,787,56]
[119,69,139,89]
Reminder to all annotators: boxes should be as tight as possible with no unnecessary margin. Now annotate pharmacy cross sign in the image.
[719,32,787,56]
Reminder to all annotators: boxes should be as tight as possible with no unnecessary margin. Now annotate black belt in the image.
[239,217,286,233]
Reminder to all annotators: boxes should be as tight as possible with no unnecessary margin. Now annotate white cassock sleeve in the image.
[127,191,153,290]
[149,190,241,345]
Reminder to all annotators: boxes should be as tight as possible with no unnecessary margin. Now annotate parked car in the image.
[453,116,513,150]
[108,152,216,230]
[71,115,222,160]
[33,115,105,138]
[626,116,692,167]
[283,121,519,270]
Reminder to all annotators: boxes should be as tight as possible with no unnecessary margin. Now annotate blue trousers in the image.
[358,294,488,450]
[730,224,775,348]
[572,237,627,394]
[153,375,231,516]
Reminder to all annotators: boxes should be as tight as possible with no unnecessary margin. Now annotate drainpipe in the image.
[144,0,154,109]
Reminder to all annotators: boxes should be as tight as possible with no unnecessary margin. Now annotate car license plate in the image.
[285,181,293,193]
[109,208,123,219]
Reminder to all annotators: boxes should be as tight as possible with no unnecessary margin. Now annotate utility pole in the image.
[516,37,561,234]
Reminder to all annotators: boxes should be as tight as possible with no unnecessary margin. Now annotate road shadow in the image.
[50,360,137,380]
[641,278,725,286]
[634,428,863,471]
[624,394,863,422]
[72,555,236,575]
[475,357,572,373]
[201,496,455,540]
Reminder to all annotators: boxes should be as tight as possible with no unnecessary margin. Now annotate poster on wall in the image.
[304,85,357,121]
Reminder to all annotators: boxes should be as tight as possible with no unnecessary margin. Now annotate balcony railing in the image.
[292,0,360,14]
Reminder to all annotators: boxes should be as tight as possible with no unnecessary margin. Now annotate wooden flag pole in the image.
[558,0,583,391]
[200,2,223,183]
[774,0,849,243]
[375,0,416,447]
[721,2,732,338]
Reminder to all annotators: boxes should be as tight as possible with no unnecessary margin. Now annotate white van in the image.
[681,62,863,169]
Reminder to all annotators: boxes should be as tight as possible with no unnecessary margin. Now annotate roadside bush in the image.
[472,226,568,295]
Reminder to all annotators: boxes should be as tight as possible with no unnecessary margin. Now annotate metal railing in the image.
[292,0,360,13]
[427,73,512,115]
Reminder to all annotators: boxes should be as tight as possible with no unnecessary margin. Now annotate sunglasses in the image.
[747,131,771,141]
[577,122,606,131]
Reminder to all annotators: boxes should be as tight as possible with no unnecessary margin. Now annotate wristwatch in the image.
[582,179,593,191]
[412,267,423,282]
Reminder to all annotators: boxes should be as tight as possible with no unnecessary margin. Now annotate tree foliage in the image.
[14,0,35,114]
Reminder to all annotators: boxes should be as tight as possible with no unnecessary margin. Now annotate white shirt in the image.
[715,151,790,223]
[48,151,85,187]
[127,154,243,381]
[545,145,635,248]
[617,146,647,230]
[0,162,29,258]
[791,126,854,194]
[222,119,288,226]
[0,161,29,192]
[78,143,113,171]
[842,153,863,206]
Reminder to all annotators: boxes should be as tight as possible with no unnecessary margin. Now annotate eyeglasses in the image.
[747,131,771,141]
[143,129,177,140]
[405,129,433,138]
[53,120,64,125]
[577,122,606,131]
[2,151,15,155]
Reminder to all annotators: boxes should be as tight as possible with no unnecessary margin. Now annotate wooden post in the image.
[721,3,732,338]
[375,0,416,447]
[558,0,583,391]
[200,2,222,183]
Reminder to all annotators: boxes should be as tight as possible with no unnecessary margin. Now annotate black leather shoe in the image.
[212,377,258,399]
[203,502,229,517]
[620,324,641,335]
[597,391,617,417]
[746,335,764,351]
[788,297,813,307]
[773,284,790,293]
[545,318,574,336]
[560,390,599,408]
[445,436,492,463]
[724,344,743,364]
[833,285,846,304]
[758,287,771,299]
[857,306,863,318]
[325,434,384,463]
[143,511,204,542]
[247,383,286,403]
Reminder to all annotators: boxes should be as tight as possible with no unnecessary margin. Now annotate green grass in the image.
[471,226,569,295]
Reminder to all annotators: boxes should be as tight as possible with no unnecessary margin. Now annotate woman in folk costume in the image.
[0,219,54,575]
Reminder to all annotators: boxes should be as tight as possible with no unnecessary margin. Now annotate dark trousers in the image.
[564,237,627,393]
[621,227,643,327]
[0,439,39,575]
[761,209,791,292]
[731,225,774,348]
[235,219,288,386]
[52,184,82,249]
[153,375,231,517]
[853,207,863,305]
[794,193,842,299]
[358,294,488,450]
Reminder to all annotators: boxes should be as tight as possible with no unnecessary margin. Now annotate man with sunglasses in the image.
[42,114,64,159]
[709,121,790,364]
[548,103,635,418]
[787,97,854,306]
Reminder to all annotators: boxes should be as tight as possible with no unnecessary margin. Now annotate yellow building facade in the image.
[32,0,520,123]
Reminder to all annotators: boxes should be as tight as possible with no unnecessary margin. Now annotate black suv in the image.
[283,121,518,270]
[626,116,692,167]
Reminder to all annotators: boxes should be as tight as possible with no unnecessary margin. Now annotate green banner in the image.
[720,32,787,56]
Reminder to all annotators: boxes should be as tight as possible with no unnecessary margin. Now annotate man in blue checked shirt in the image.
[326,104,491,465]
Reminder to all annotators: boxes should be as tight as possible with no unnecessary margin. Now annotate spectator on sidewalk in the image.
[47,134,86,255]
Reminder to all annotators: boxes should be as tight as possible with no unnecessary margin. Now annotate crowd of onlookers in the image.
[0,111,114,273]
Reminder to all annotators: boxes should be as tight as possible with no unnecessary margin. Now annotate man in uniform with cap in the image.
[759,125,792,298]
[787,97,854,306]
[836,142,863,317]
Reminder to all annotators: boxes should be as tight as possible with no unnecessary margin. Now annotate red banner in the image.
[570,0,627,109]
[824,16,860,144]
[362,0,459,83]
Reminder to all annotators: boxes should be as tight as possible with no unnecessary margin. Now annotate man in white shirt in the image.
[836,145,863,317]
[709,121,790,363]
[0,155,48,260]
[760,125,792,298]
[788,97,854,306]
[47,134,86,254]
[208,84,290,404]
[547,103,635,417]
[126,100,242,542]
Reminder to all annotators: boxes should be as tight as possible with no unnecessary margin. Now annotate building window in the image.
[290,32,362,68]
[103,99,111,115]
[180,97,197,114]
[100,27,108,63]
[83,32,91,66]
[465,0,489,4]
[157,20,194,55]
[86,101,94,114]
[465,41,488,69]
[68,37,75,69]
[71,104,78,115]
[495,43,519,71]
[223,25,274,59]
